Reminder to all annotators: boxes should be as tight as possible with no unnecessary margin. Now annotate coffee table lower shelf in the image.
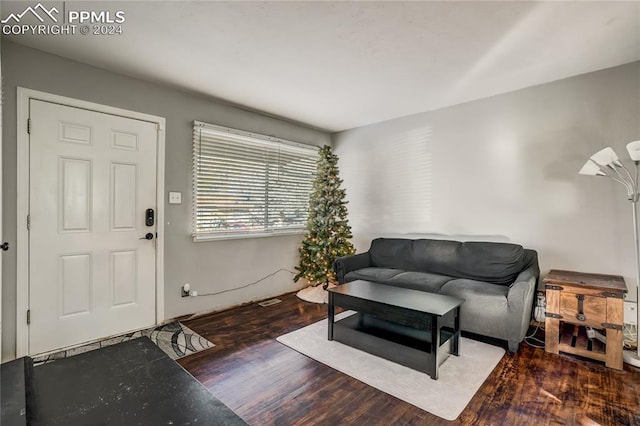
[331,312,456,380]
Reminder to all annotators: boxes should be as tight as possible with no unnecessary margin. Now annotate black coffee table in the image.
[328,280,464,380]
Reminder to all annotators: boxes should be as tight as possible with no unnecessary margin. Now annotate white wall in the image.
[334,62,640,297]
[1,41,331,360]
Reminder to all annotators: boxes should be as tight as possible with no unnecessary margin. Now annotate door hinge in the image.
[27,214,31,230]
[27,310,31,325]
[27,118,31,134]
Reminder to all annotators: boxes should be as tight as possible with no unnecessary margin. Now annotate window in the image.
[192,121,319,240]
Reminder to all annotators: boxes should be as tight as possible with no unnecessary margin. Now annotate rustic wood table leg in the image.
[605,296,624,370]
[545,317,560,354]
[545,286,560,354]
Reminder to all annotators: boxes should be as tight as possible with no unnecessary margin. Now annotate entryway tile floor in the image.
[33,322,214,365]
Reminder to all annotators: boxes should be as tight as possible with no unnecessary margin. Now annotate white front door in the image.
[29,100,158,355]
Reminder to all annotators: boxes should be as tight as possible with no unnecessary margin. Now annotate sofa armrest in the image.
[505,262,539,351]
[333,252,371,284]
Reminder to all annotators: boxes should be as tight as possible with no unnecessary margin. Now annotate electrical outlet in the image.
[534,292,546,322]
[169,191,182,204]
[625,301,637,325]
[181,283,190,298]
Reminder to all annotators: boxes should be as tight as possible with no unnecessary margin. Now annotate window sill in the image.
[192,229,306,242]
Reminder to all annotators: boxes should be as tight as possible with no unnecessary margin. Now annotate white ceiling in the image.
[4,1,640,132]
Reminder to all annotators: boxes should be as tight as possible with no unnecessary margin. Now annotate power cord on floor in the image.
[525,292,547,349]
[525,323,545,349]
[193,268,297,297]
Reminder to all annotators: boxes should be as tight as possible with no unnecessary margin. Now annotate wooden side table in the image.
[544,270,627,370]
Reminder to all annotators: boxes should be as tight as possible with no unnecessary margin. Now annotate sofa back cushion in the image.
[456,241,526,285]
[369,238,458,272]
[368,238,525,285]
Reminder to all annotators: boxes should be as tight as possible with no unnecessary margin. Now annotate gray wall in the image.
[334,62,640,297]
[1,40,331,360]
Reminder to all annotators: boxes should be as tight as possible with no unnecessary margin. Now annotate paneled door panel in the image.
[29,100,157,355]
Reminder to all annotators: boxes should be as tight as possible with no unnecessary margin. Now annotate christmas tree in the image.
[295,145,355,288]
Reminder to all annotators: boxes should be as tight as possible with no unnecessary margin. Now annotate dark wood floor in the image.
[179,292,640,425]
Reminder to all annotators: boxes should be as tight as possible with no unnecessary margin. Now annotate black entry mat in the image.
[31,337,246,425]
[1,357,33,426]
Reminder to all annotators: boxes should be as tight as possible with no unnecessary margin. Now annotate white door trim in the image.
[16,87,166,357]
[0,53,3,360]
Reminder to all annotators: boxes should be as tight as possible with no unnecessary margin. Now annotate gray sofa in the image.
[333,238,539,352]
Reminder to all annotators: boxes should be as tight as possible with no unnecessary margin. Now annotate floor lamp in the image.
[579,142,640,368]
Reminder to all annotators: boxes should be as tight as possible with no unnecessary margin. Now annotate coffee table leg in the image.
[452,306,460,356]
[431,315,440,380]
[328,292,334,341]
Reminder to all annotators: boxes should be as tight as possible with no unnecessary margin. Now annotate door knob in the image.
[1,242,8,251]
[140,233,154,240]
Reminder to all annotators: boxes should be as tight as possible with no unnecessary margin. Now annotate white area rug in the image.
[277,312,505,421]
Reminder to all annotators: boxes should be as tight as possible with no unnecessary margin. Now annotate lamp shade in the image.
[626,140,640,161]
[590,147,622,167]
[579,160,606,176]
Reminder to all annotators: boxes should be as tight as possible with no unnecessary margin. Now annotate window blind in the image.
[192,121,318,240]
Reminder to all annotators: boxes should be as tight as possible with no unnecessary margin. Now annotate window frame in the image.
[192,121,318,242]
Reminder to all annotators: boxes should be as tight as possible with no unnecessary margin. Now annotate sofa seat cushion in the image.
[439,278,509,339]
[345,268,404,282]
[345,269,454,293]
[386,271,454,293]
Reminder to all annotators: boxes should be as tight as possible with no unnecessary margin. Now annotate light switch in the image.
[169,191,182,205]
